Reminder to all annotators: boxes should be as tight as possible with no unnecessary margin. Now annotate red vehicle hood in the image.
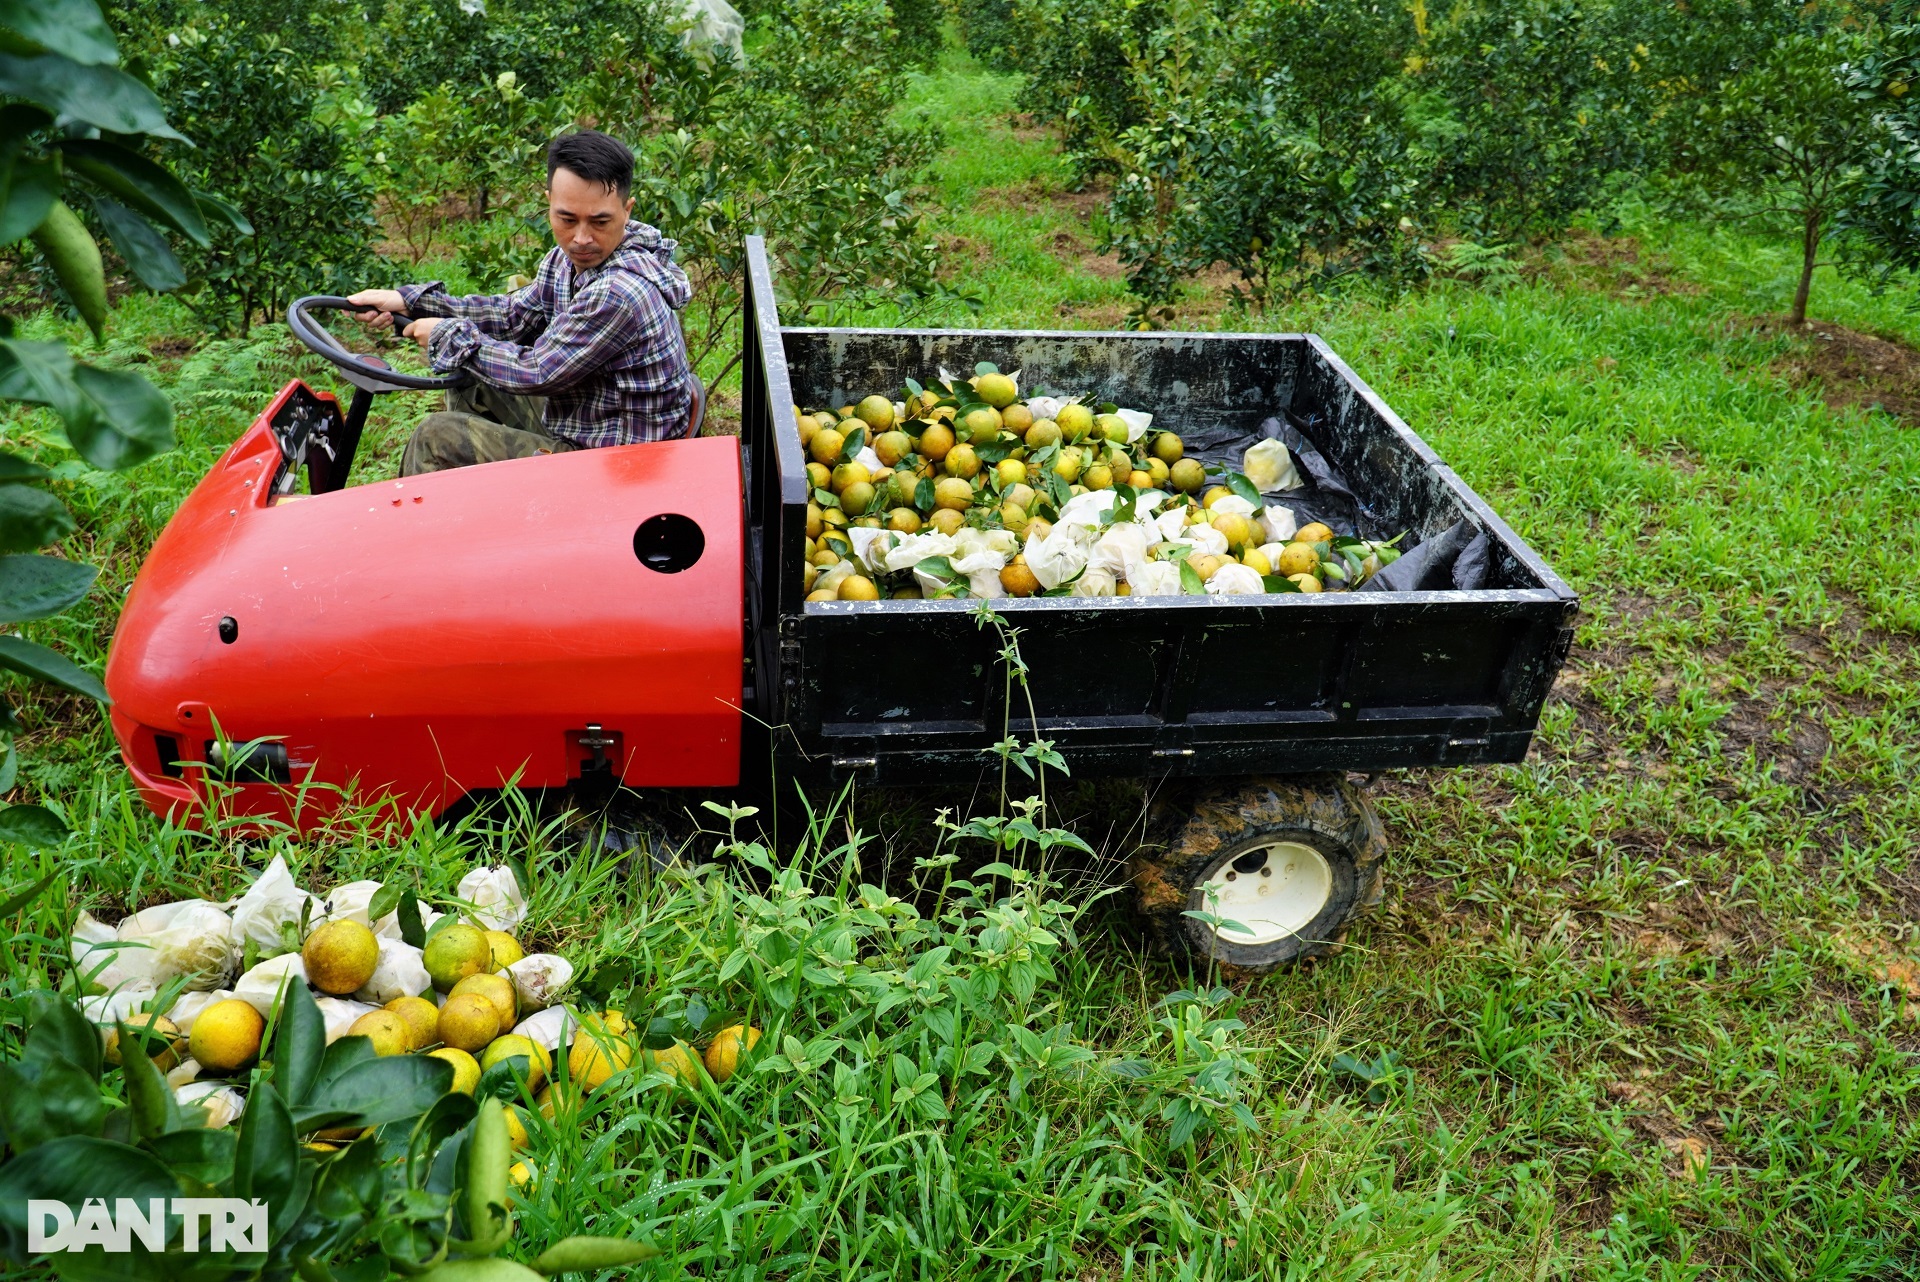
[106,381,744,828]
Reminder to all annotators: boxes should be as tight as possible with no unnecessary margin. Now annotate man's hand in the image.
[347,288,406,328]
[402,316,444,350]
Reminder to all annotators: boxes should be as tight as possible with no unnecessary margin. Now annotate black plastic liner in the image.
[1181,411,1488,590]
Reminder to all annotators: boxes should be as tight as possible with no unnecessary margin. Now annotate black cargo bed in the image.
[738,238,1577,782]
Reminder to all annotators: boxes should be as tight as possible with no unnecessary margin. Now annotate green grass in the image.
[3,46,1918,1282]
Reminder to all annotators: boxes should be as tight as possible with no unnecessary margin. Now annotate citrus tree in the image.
[1839,2,1920,286]
[1691,26,1881,325]
[148,14,380,332]
[1410,0,1660,241]
[1062,0,1426,318]
[0,0,247,841]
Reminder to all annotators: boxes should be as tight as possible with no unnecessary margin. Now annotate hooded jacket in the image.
[401,220,697,447]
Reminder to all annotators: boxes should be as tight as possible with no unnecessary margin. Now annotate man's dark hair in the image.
[547,130,633,197]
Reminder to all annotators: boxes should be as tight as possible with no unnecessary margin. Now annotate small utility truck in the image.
[104,238,1576,973]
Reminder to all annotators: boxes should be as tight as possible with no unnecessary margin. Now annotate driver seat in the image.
[682,375,707,439]
[677,315,706,439]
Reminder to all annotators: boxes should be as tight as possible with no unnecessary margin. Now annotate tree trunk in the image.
[1790,209,1820,327]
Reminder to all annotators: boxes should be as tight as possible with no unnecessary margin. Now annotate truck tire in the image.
[1131,774,1386,974]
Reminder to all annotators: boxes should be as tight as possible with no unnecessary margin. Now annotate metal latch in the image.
[1445,715,1492,752]
[570,723,621,775]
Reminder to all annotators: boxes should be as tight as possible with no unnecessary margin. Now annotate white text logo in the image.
[28,1198,269,1253]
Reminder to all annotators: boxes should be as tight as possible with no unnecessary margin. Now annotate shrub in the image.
[1062,0,1427,317]
[1838,3,1920,287]
[1406,0,1660,242]
[104,0,950,363]
[1013,0,1173,175]
[368,0,689,115]
[891,0,947,65]
[151,19,380,331]
[955,0,1019,63]
[1019,0,1902,319]
[1665,21,1883,324]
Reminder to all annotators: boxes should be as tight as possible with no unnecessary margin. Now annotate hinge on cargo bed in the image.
[1550,626,1575,668]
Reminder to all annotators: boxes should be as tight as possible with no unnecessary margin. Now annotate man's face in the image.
[547,167,636,270]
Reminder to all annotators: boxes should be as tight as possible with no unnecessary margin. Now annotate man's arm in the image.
[396,279,551,344]
[414,276,665,396]
[346,276,551,343]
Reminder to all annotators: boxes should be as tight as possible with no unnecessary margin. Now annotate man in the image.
[348,130,696,476]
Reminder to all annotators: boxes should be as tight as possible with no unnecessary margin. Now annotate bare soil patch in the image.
[1546,590,1915,785]
[1001,112,1055,144]
[1535,230,1701,298]
[1768,317,1920,424]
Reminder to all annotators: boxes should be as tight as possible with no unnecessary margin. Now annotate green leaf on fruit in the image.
[365,882,403,927]
[0,154,60,244]
[397,889,426,948]
[0,0,120,65]
[192,190,252,236]
[0,340,175,471]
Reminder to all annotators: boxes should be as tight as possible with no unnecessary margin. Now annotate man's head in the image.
[546,130,637,270]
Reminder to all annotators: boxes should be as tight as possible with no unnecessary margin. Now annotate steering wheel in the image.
[287,295,471,394]
[283,296,474,495]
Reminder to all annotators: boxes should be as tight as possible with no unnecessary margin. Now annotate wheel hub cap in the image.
[1196,841,1333,946]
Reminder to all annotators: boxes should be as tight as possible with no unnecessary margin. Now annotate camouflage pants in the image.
[398,383,576,476]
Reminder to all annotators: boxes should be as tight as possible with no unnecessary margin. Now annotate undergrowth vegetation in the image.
[1,6,1918,1282]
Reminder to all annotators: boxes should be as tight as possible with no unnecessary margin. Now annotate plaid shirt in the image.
[399,220,696,448]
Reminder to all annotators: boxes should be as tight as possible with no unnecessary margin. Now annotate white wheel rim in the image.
[1194,841,1333,946]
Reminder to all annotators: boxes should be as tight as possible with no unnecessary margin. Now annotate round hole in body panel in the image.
[633,513,704,573]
